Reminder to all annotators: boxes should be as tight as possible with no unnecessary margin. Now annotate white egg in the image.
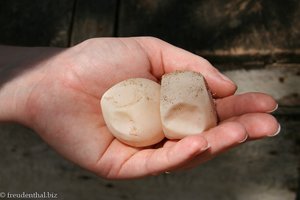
[160,71,217,139]
[101,78,164,147]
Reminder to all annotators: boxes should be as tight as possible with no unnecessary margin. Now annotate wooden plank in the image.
[223,67,300,106]
[70,0,118,46]
[0,0,75,47]
[200,50,300,70]
[118,0,300,65]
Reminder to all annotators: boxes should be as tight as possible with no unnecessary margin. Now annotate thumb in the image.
[134,36,236,98]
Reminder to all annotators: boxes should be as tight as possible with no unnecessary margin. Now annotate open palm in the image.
[22,37,279,179]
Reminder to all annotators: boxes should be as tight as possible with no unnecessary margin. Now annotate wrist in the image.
[0,45,63,125]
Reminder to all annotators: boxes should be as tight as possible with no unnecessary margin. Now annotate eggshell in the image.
[160,71,217,139]
[101,78,164,147]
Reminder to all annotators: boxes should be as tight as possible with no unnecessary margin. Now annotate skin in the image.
[0,37,279,179]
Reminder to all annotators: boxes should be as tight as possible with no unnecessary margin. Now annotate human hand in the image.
[0,37,279,179]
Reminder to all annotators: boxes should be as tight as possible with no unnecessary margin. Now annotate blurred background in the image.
[0,0,299,199]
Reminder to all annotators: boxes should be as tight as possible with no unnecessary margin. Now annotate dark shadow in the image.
[117,0,300,66]
[0,0,75,47]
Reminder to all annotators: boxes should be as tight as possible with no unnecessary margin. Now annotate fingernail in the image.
[238,133,248,143]
[201,143,211,151]
[267,104,278,113]
[268,124,281,137]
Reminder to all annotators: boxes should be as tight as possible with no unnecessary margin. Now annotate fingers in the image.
[179,121,248,170]
[96,110,279,179]
[115,135,209,179]
[97,120,248,178]
[216,92,278,121]
[180,113,279,170]
[134,37,236,97]
[201,121,248,154]
[223,113,280,139]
